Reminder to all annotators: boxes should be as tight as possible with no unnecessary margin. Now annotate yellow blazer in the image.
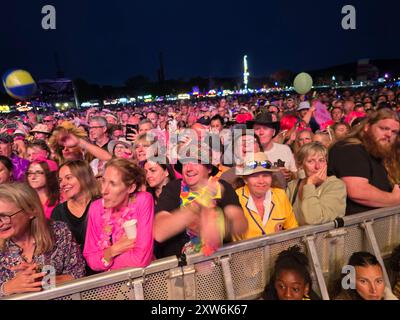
[235,185,298,240]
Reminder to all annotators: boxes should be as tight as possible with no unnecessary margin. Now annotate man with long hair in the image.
[328,108,400,215]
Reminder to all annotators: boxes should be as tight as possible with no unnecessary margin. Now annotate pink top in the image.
[83,192,154,271]
[43,200,59,220]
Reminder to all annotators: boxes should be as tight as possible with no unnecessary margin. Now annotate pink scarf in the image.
[98,198,137,250]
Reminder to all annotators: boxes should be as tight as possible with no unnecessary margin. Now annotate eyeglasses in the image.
[245,160,273,170]
[43,120,53,123]
[0,209,23,224]
[27,171,45,176]
[89,126,105,129]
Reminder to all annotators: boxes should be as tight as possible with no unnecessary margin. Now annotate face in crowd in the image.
[89,120,107,143]
[244,171,273,198]
[182,162,210,190]
[144,161,169,189]
[354,264,385,300]
[0,142,12,158]
[210,119,223,134]
[274,269,310,300]
[0,161,12,185]
[27,163,47,191]
[301,151,327,177]
[297,131,313,147]
[253,124,275,148]
[135,141,151,162]
[235,134,260,163]
[0,199,32,240]
[365,118,399,153]
[333,123,349,139]
[62,146,82,161]
[101,165,136,209]
[147,112,158,128]
[331,108,343,122]
[113,143,133,159]
[58,165,82,200]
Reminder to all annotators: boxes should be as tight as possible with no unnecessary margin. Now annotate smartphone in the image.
[125,124,138,141]
[6,123,17,129]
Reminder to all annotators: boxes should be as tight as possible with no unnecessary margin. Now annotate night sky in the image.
[1,0,399,85]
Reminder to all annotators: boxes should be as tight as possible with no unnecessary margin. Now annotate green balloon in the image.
[293,72,313,94]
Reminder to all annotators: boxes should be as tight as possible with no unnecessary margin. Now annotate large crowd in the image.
[0,85,400,300]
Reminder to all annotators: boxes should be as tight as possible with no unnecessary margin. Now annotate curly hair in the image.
[49,121,87,164]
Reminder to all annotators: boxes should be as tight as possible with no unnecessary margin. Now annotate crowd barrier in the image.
[3,205,400,300]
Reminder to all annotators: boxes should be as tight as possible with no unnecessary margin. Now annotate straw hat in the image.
[241,152,279,176]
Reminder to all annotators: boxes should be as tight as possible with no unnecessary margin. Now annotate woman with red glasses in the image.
[26,159,60,220]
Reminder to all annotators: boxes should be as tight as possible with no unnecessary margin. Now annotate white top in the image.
[264,143,297,173]
[247,190,272,226]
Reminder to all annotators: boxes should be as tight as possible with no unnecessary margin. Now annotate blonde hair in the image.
[49,121,87,164]
[59,160,100,200]
[295,142,327,168]
[0,183,54,255]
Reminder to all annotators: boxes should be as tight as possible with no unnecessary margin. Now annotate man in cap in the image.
[296,101,320,132]
[247,112,297,183]
[0,134,29,181]
[30,124,51,141]
[153,143,247,259]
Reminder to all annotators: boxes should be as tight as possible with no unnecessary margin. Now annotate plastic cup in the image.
[123,219,137,239]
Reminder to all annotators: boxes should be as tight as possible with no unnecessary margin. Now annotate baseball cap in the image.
[297,101,311,112]
[0,134,13,144]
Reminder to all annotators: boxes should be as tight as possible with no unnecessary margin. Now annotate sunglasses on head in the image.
[245,160,273,170]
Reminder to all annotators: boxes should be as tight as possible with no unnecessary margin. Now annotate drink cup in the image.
[123,219,137,239]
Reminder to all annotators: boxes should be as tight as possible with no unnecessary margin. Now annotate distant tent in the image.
[36,78,79,108]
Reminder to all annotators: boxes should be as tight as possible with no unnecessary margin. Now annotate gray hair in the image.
[139,119,154,128]
[89,116,108,127]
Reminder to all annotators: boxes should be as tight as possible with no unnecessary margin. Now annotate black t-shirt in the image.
[100,139,111,152]
[328,141,392,215]
[51,200,92,250]
[154,179,241,259]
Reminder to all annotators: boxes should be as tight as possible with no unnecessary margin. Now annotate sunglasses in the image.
[245,160,273,170]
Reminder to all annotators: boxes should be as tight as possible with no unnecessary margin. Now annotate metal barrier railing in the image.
[3,205,400,300]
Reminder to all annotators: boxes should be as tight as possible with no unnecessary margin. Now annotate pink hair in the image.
[280,114,298,131]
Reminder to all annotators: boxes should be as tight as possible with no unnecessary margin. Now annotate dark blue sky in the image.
[1,0,399,85]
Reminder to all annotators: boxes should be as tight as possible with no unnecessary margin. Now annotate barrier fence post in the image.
[219,256,236,300]
[325,229,347,288]
[182,265,197,300]
[168,267,185,300]
[304,235,330,300]
[361,221,392,290]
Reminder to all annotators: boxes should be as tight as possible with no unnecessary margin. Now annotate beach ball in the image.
[293,72,313,95]
[2,69,37,100]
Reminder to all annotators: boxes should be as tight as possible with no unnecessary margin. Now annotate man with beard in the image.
[328,109,400,215]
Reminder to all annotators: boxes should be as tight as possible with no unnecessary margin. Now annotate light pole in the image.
[243,55,249,92]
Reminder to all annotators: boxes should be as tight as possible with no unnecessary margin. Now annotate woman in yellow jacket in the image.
[235,152,298,240]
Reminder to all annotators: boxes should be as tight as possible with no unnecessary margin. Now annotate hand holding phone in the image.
[126,124,138,142]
